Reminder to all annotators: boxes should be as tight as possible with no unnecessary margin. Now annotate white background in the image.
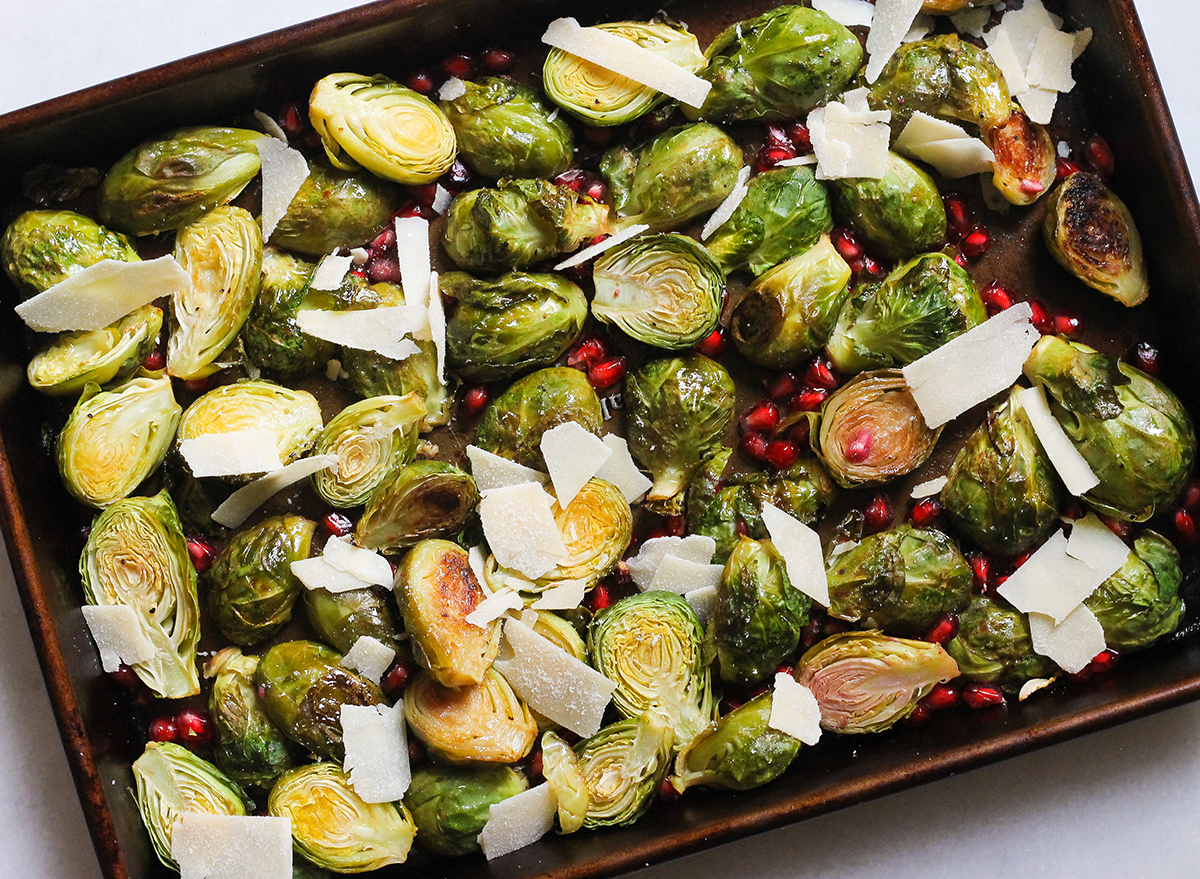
[1,2,1198,877]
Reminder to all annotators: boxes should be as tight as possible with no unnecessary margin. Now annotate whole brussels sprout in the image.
[712,537,811,685]
[404,668,537,763]
[592,233,724,349]
[984,108,1059,208]
[311,394,424,508]
[1043,171,1148,307]
[1084,531,1183,651]
[601,123,742,232]
[442,178,609,272]
[98,126,268,235]
[626,354,736,515]
[304,586,399,655]
[206,515,315,646]
[474,367,603,469]
[242,249,335,379]
[705,165,834,277]
[308,72,456,184]
[671,692,801,793]
[356,461,479,553]
[27,304,161,397]
[441,77,574,179]
[686,5,862,123]
[442,270,587,381]
[543,19,705,126]
[941,386,1064,558]
[825,252,986,375]
[575,714,674,827]
[730,235,851,369]
[268,160,400,257]
[541,729,588,833]
[945,594,1056,692]
[81,490,200,698]
[58,374,181,508]
[829,153,947,261]
[269,762,415,871]
[168,204,262,380]
[795,631,959,733]
[1023,336,1195,522]
[207,648,296,788]
[405,764,528,856]
[1,209,140,299]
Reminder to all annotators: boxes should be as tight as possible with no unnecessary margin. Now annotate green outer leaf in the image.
[1,209,140,299]
[945,595,1056,692]
[671,692,801,792]
[830,153,947,261]
[1085,531,1184,651]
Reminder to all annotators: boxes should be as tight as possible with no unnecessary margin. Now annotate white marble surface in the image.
[0,2,1198,877]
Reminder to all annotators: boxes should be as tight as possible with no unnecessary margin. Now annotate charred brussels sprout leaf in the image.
[406,764,528,856]
[242,249,335,379]
[1084,531,1183,651]
[207,648,296,788]
[269,159,400,257]
[311,393,424,508]
[305,586,399,655]
[1,209,140,299]
[575,715,674,827]
[671,692,801,793]
[356,461,479,553]
[27,304,162,397]
[404,668,537,763]
[474,367,604,469]
[945,594,1056,692]
[830,153,947,261]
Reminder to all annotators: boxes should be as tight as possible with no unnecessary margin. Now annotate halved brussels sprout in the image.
[207,515,315,647]
[813,369,941,487]
[394,539,499,687]
[81,490,200,698]
[1084,531,1183,651]
[830,153,947,261]
[98,126,269,235]
[1043,171,1148,307]
[27,304,162,396]
[311,394,424,508]
[269,762,415,871]
[168,204,262,380]
[945,594,1055,692]
[592,233,724,350]
[575,714,674,827]
[671,691,801,793]
[404,668,537,763]
[304,586,399,655]
[58,374,181,508]
[242,249,335,379]
[730,235,851,369]
[269,159,400,257]
[405,764,529,856]
[543,19,705,126]
[356,461,479,553]
[541,730,588,833]
[442,271,587,382]
[207,648,296,789]
[133,742,251,871]
[309,72,456,184]
[1,209,140,299]
[474,367,603,469]
[795,631,959,733]
[985,108,1058,207]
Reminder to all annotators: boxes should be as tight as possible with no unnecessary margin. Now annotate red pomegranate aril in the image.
[863,492,893,534]
[1085,134,1115,179]
[831,227,863,262]
[1053,310,1082,335]
[410,182,440,208]
[801,618,824,649]
[444,159,474,188]
[1011,551,1032,570]
[764,439,799,470]
[740,431,770,462]
[367,256,402,284]
[1132,341,1160,375]
[961,682,1005,710]
[766,372,799,402]
[904,701,931,727]
[968,553,992,591]
[567,335,607,370]
[843,428,872,463]
[461,386,490,418]
[1174,507,1198,544]
[182,376,213,394]
[553,169,587,192]
[658,776,682,802]
[788,419,811,446]
[370,227,396,252]
[277,102,306,138]
[1055,157,1083,182]
[1090,648,1120,675]
[740,399,781,435]
[980,281,1013,315]
[764,123,793,150]
[787,122,813,154]
[142,349,166,371]
[1181,481,1200,511]
[696,326,729,359]
[775,664,794,678]
[439,52,475,79]
[408,738,427,766]
[586,583,612,613]
[942,193,973,240]
[924,612,959,646]
[757,144,797,172]
[480,46,516,73]
[858,255,884,278]
[177,708,214,748]
[1063,500,1085,520]
[910,496,942,528]
[110,664,141,692]
[148,715,179,744]
[187,537,216,573]
[381,657,416,697]
[664,515,687,538]
[1028,300,1053,334]
[954,252,969,268]
[924,682,961,711]
[393,200,432,220]
[1101,517,1132,540]
[322,512,355,537]
[405,71,435,95]
[584,179,608,203]
[791,387,829,412]
[589,356,627,389]
[959,225,992,259]
[803,357,838,390]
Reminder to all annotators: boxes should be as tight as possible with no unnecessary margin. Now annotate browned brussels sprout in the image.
[241,249,335,380]
[474,367,603,469]
[404,668,537,763]
[671,692,801,793]
[27,305,162,397]
[575,715,674,827]
[304,586,399,655]
[1084,531,1184,651]
[207,648,296,788]
[355,461,479,553]
[268,159,400,257]
[945,594,1056,693]
[311,394,424,509]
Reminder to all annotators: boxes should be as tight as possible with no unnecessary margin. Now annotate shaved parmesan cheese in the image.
[172,813,291,879]
[1065,514,1131,576]
[466,445,547,492]
[479,483,568,578]
[649,554,723,596]
[15,255,189,332]
[811,0,873,27]
[350,247,370,265]
[541,421,612,508]
[701,165,752,240]
[254,109,288,143]
[902,14,933,44]
[554,223,651,270]
[431,184,453,215]
[829,539,858,558]
[394,217,432,309]
[626,535,716,589]
[296,307,424,359]
[341,702,410,802]
[775,154,818,167]
[684,584,719,626]
[951,7,990,38]
[1028,605,1106,674]
[902,303,1039,429]
[768,673,822,745]
[1017,88,1059,126]
[865,0,926,83]
[179,430,283,478]
[82,605,155,672]
[809,101,891,180]
[594,434,653,503]
[291,555,375,593]
[542,17,712,108]
[428,270,445,381]
[904,137,996,178]
[985,28,1030,95]
[838,87,873,115]
[911,477,947,498]
[531,579,586,611]
[996,529,1117,624]
[212,455,338,528]
[257,138,309,240]
[895,111,973,148]
[1018,676,1055,701]
[310,253,353,290]
[322,536,394,587]
[478,783,557,861]
[494,618,616,737]
[438,76,467,101]
[1057,141,1071,158]
[1016,385,1099,496]
[466,587,524,627]
[761,503,829,607]
[341,636,396,683]
[469,545,489,590]
[1073,28,1093,60]
[325,358,343,381]
[993,0,1059,69]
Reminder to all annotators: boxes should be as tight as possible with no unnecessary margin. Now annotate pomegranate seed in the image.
[665,516,687,537]
[959,225,992,259]
[764,124,793,150]
[1028,300,1053,334]
[480,46,516,73]
[586,584,612,613]
[961,682,1005,710]
[460,386,490,418]
[1053,310,1082,335]
[1067,664,1093,683]
[904,701,932,727]
[788,122,813,154]
[567,336,607,370]
[924,612,960,645]
[408,738,427,766]
[584,180,608,203]
[968,553,992,591]
[775,664,794,677]
[1055,157,1083,182]
[1011,551,1032,570]
[740,399,781,435]
[696,326,729,359]
[588,356,627,389]
[369,227,396,253]
[791,387,829,412]
[954,252,970,268]
[740,431,770,462]
[1174,508,1198,545]
[439,52,475,79]
[863,492,893,534]
[803,357,839,390]
[757,145,797,172]
[393,200,433,220]
[843,428,872,464]
[528,748,544,782]
[764,439,799,470]
[367,255,402,284]
[322,512,354,537]
[611,561,634,590]
[858,255,884,278]
[443,159,474,189]
[801,618,823,649]
[1019,179,1046,195]
[1131,341,1160,375]
[405,71,435,95]
[1181,481,1200,511]
[381,657,416,697]
[766,372,799,402]
[924,682,961,711]
[148,716,179,743]
[658,776,682,802]
[141,349,166,371]
[277,102,306,138]
[109,664,141,692]
[831,227,863,262]
[910,497,942,528]
[583,126,614,146]
[1101,517,1132,540]
[788,419,811,447]
[1090,648,1120,674]
[1063,500,1085,520]
[186,537,216,573]
[553,169,587,192]
[980,281,1013,316]
[1085,134,1115,179]
[410,183,439,208]
[176,708,214,748]
[943,193,973,240]
[182,376,213,394]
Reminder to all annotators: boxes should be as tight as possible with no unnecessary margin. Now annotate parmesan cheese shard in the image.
[1015,385,1100,496]
[394,217,432,310]
[1028,605,1106,674]
[684,585,719,627]
[625,535,717,589]
[468,545,489,590]
[428,270,445,381]
[996,530,1114,624]
[14,255,190,333]
[477,783,557,861]
[950,7,990,38]
[901,302,1039,429]
[531,579,586,611]
[985,27,1030,95]
[254,109,288,143]
[648,554,724,596]
[760,503,829,607]
[295,307,424,360]
[340,635,396,684]
[172,813,292,879]
[310,253,353,290]
[864,0,926,83]
[493,617,616,737]
[212,455,339,528]
[466,445,548,492]
[541,421,613,508]
[902,138,996,178]
[431,184,453,215]
[257,137,309,240]
[82,605,156,673]
[479,483,569,579]
[179,430,283,478]
[911,477,947,498]
[594,434,653,503]
[290,555,373,594]
[340,702,411,803]
[1065,514,1131,577]
[701,165,753,241]
[554,223,650,270]
[1017,88,1058,126]
[774,154,818,167]
[768,673,822,745]
[465,587,524,628]
[322,535,394,587]
[809,101,891,180]
[541,17,712,108]
[902,13,933,44]
[811,0,874,28]
[438,76,467,101]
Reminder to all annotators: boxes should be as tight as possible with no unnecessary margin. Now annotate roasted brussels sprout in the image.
[922,0,989,11]
[441,77,574,179]
[81,490,200,698]
[575,715,674,827]
[704,165,834,277]
[442,271,587,381]
[541,729,588,832]
[825,252,986,375]
[304,586,399,655]
[405,764,528,856]
[829,153,947,261]
[1043,171,1148,307]
[404,668,537,763]
[309,72,456,184]
[941,386,1063,557]
[1,209,140,299]
[1023,336,1195,522]
[58,374,181,508]
[394,539,499,687]
[207,515,315,646]
[543,19,705,125]
[256,640,384,761]
[242,249,335,379]
[671,692,801,792]
[592,233,724,349]
[730,235,851,369]
[98,126,268,235]
[795,631,959,733]
[356,461,479,553]
[985,108,1058,208]
[1084,531,1183,651]
[207,648,296,788]
[27,304,162,396]
[269,160,400,257]
[311,394,424,508]
[168,204,262,380]
[601,123,742,232]
[474,367,603,469]
[269,762,415,871]
[945,594,1056,692]
[442,178,609,272]
[626,354,736,515]
[686,5,862,123]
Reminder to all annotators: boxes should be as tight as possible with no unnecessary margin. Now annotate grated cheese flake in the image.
[541,421,613,508]
[172,813,292,879]
[984,27,1030,95]
[1028,605,1106,674]
[768,673,822,745]
[625,535,717,589]
[310,253,353,290]
[554,223,651,270]
[394,216,432,309]
[340,635,396,684]
[257,138,310,241]
[810,101,891,180]
[648,554,724,596]
[322,535,394,587]
[910,477,948,498]
[477,783,557,861]
[701,166,753,240]
[253,109,288,143]
[760,503,829,607]
[212,455,338,528]
[1015,385,1099,496]
[811,0,874,27]
[902,13,934,44]
[594,434,653,503]
[996,530,1109,623]
[902,137,996,178]
[341,702,410,802]
[465,587,524,628]
[468,544,489,591]
[291,555,375,593]
[684,585,719,627]
[431,184,453,215]
[295,307,424,360]
[466,445,548,492]
[479,483,569,579]
[864,0,926,83]
[179,429,283,478]
[82,604,156,673]
[531,579,587,611]
[774,154,818,167]
[438,76,467,101]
